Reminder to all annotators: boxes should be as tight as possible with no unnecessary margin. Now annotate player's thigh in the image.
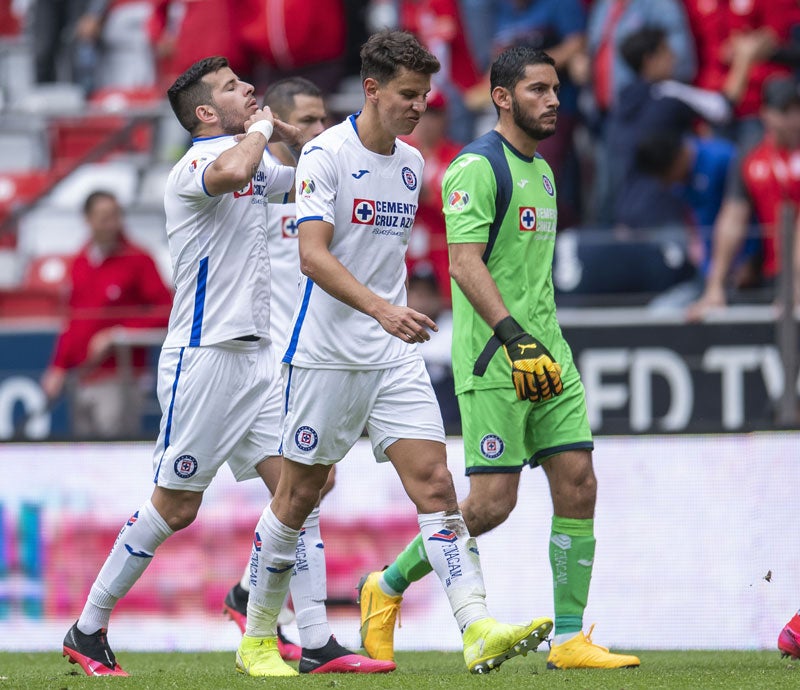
[525,376,593,468]
[367,358,446,464]
[281,365,378,465]
[152,342,276,491]
[459,388,529,476]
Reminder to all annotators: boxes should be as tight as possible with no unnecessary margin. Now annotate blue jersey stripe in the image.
[153,346,185,483]
[283,279,314,363]
[277,364,294,455]
[190,257,209,346]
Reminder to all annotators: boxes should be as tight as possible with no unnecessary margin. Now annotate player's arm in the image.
[203,108,276,196]
[298,219,437,343]
[450,243,562,402]
[686,197,751,322]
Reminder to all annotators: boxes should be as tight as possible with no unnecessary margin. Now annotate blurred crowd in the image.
[3,1,800,309]
[3,0,800,436]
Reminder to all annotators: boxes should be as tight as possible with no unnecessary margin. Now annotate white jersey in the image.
[264,148,301,353]
[162,135,294,348]
[287,115,424,369]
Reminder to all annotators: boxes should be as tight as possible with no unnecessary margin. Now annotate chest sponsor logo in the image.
[402,166,418,190]
[352,198,376,224]
[542,174,554,196]
[282,216,298,239]
[519,206,537,231]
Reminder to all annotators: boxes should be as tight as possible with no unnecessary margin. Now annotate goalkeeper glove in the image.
[494,316,563,403]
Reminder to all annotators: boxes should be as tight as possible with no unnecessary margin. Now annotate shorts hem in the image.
[465,465,524,476]
[529,441,594,468]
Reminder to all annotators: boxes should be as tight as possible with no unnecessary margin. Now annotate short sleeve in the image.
[295,145,338,225]
[173,153,218,203]
[442,154,498,245]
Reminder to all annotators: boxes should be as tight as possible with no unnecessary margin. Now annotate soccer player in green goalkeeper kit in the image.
[358,45,641,671]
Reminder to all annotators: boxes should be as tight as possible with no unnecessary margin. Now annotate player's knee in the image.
[164,503,199,531]
[463,494,515,534]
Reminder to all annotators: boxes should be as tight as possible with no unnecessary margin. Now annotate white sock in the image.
[418,511,488,633]
[378,575,402,597]
[553,631,580,645]
[246,504,299,638]
[77,500,173,634]
[289,507,330,649]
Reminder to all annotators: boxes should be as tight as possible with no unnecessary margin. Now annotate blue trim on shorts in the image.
[278,364,294,456]
[283,280,314,363]
[528,441,594,468]
[154,347,185,483]
[190,257,208,346]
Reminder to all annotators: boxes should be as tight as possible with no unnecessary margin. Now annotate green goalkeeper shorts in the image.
[458,376,593,475]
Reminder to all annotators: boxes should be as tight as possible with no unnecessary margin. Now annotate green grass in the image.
[1,650,799,690]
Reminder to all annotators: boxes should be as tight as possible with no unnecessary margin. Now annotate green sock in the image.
[382,534,433,594]
[550,515,595,636]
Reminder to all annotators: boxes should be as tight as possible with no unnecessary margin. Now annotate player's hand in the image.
[494,316,562,403]
[270,116,303,148]
[375,303,438,343]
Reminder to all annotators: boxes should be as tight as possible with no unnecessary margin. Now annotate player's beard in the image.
[215,102,247,136]
[511,96,557,142]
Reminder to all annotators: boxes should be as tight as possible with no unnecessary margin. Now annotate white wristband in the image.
[247,119,273,141]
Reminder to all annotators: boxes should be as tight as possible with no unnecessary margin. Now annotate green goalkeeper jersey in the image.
[442,130,577,394]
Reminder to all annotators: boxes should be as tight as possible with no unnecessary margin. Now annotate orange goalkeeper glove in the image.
[494,316,563,403]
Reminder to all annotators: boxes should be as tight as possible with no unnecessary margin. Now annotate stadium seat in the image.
[0,248,20,287]
[136,164,172,208]
[22,254,72,293]
[0,120,49,173]
[95,1,156,91]
[41,161,139,210]
[17,207,88,258]
[0,36,35,107]
[15,82,85,116]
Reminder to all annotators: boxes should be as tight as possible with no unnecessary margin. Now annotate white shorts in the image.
[281,357,445,465]
[152,339,283,491]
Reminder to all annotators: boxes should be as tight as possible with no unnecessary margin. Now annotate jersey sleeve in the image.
[173,153,218,203]
[442,154,498,245]
[294,145,338,225]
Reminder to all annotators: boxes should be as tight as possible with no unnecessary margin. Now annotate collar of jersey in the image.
[348,113,397,155]
[192,134,235,143]
[492,130,536,163]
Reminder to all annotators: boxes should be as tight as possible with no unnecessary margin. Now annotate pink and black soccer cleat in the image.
[299,635,396,674]
[63,622,128,676]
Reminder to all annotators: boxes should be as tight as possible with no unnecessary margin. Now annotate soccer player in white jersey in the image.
[60,56,387,679]
[223,77,369,670]
[238,30,553,676]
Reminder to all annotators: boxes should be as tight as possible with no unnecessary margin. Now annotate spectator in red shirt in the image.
[40,190,172,437]
[687,77,800,321]
[400,88,461,304]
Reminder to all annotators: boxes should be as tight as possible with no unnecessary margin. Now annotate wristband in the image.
[247,119,273,141]
[493,315,525,344]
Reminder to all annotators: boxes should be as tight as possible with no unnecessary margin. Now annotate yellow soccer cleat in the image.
[356,571,402,661]
[546,625,640,669]
[462,616,553,674]
[235,635,299,677]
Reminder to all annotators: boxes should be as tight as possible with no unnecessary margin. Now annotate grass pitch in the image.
[1,650,798,689]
